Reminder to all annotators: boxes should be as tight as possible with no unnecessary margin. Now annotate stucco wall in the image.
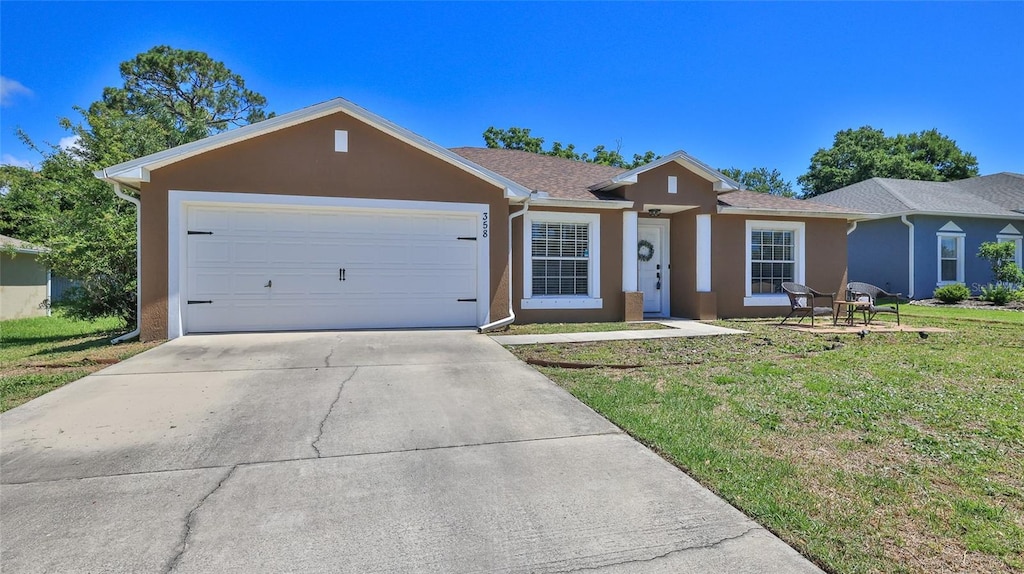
[513,207,625,323]
[848,218,911,295]
[713,215,849,318]
[138,111,509,341]
[912,215,1023,297]
[0,253,49,320]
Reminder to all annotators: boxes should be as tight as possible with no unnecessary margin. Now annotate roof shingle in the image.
[450,147,626,200]
[718,191,858,213]
[807,174,1024,218]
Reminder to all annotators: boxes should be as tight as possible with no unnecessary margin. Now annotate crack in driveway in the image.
[311,367,358,458]
[164,464,238,573]
[552,525,763,573]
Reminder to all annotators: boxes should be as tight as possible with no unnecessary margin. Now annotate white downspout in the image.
[478,196,532,333]
[900,215,915,298]
[110,182,142,344]
[847,220,857,235]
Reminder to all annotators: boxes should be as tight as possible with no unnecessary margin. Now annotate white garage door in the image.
[184,204,480,333]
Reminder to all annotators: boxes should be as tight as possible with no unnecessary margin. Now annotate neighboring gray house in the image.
[808,173,1024,299]
[0,234,51,320]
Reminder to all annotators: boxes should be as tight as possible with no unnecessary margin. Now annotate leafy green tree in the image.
[719,167,795,197]
[483,126,657,169]
[0,46,272,327]
[977,241,1024,285]
[798,126,979,197]
[482,127,544,154]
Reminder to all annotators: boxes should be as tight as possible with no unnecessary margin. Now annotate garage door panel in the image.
[185,204,481,333]
[188,238,231,266]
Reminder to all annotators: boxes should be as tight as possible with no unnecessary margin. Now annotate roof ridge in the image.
[868,178,916,211]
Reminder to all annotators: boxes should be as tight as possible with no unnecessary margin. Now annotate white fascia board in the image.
[850,210,1024,222]
[588,150,740,192]
[528,198,634,210]
[717,206,861,220]
[93,97,532,198]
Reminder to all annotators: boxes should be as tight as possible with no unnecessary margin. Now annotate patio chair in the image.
[846,282,902,326]
[780,282,836,327]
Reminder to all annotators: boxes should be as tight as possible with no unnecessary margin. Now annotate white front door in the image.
[638,222,668,315]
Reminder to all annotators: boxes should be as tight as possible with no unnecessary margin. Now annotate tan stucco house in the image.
[93,98,858,341]
[0,235,51,321]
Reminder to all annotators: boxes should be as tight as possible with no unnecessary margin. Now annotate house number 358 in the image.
[481,213,488,238]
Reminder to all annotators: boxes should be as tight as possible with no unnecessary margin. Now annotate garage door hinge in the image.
[187,300,213,304]
[456,236,477,241]
[187,230,214,235]
[457,298,477,302]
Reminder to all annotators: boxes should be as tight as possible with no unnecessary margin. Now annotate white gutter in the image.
[478,196,532,333]
[847,221,857,235]
[110,182,142,344]
[528,197,633,210]
[901,215,915,298]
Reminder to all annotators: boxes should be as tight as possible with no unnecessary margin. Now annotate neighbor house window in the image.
[744,220,805,306]
[997,234,1023,267]
[937,233,965,284]
[522,212,602,309]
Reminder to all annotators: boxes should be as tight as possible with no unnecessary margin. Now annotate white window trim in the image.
[997,233,1023,267]
[936,232,966,286]
[744,220,805,307]
[522,211,602,310]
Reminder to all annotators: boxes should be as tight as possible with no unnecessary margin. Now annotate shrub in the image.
[979,283,1019,306]
[934,283,971,303]
[977,241,1024,285]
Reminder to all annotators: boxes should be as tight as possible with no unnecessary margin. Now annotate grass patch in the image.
[0,312,160,412]
[508,307,1023,573]
[494,321,668,335]
[902,304,1024,324]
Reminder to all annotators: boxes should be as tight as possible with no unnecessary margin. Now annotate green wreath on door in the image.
[637,239,655,262]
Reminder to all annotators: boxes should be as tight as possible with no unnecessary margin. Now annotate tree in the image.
[977,241,1024,285]
[483,126,658,169]
[719,167,795,197]
[797,126,979,197]
[0,46,272,327]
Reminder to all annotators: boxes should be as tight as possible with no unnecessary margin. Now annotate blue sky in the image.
[1,2,1021,192]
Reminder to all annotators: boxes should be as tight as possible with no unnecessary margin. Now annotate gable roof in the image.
[94,98,532,198]
[450,147,626,201]
[0,234,48,254]
[807,174,1024,219]
[588,150,741,193]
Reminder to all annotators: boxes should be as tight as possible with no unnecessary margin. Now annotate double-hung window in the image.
[937,233,965,284]
[522,212,602,309]
[997,233,1023,268]
[744,220,805,306]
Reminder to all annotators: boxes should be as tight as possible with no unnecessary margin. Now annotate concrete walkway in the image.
[1,330,816,573]
[490,318,746,345]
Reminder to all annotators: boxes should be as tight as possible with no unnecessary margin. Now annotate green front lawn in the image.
[509,309,1023,573]
[0,312,160,412]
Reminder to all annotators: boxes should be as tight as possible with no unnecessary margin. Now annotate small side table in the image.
[833,300,870,326]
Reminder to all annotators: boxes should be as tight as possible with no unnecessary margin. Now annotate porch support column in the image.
[696,214,712,292]
[622,211,639,291]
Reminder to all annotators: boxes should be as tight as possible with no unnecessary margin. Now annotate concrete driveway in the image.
[1,330,821,573]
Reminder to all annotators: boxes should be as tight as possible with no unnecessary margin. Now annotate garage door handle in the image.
[339,268,346,281]
[264,280,272,288]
